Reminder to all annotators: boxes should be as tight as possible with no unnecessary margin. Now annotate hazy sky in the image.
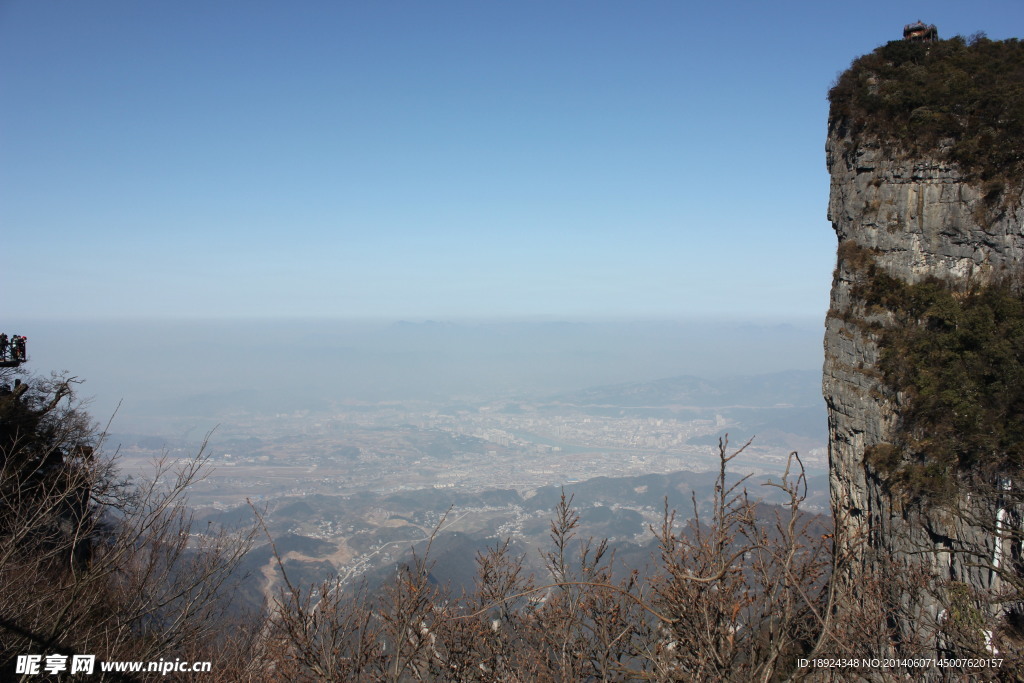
[2,1,1020,321]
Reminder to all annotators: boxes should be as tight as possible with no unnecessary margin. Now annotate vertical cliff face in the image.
[824,36,1024,655]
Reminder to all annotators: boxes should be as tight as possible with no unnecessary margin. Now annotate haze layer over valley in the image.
[8,316,827,602]
[20,318,825,420]
[18,318,825,498]
[17,317,829,603]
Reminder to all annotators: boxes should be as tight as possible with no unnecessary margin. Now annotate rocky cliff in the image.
[824,36,1024,660]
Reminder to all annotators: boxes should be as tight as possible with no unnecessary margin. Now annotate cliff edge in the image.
[824,35,1024,661]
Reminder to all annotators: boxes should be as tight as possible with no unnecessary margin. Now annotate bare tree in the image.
[644,439,830,682]
[263,436,831,682]
[0,370,260,680]
[815,470,1024,679]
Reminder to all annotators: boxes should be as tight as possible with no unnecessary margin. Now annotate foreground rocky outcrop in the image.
[824,36,1024,662]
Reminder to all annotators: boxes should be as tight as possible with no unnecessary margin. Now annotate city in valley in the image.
[114,375,827,509]
[107,371,829,603]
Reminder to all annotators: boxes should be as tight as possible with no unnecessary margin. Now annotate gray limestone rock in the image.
[824,129,1024,660]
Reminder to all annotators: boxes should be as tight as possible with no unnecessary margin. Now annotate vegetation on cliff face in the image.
[828,35,1024,189]
[842,248,1024,501]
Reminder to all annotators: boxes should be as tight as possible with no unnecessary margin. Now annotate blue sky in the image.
[2,1,1020,321]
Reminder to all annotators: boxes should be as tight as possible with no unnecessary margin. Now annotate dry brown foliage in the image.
[263,438,832,682]
[0,369,259,681]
